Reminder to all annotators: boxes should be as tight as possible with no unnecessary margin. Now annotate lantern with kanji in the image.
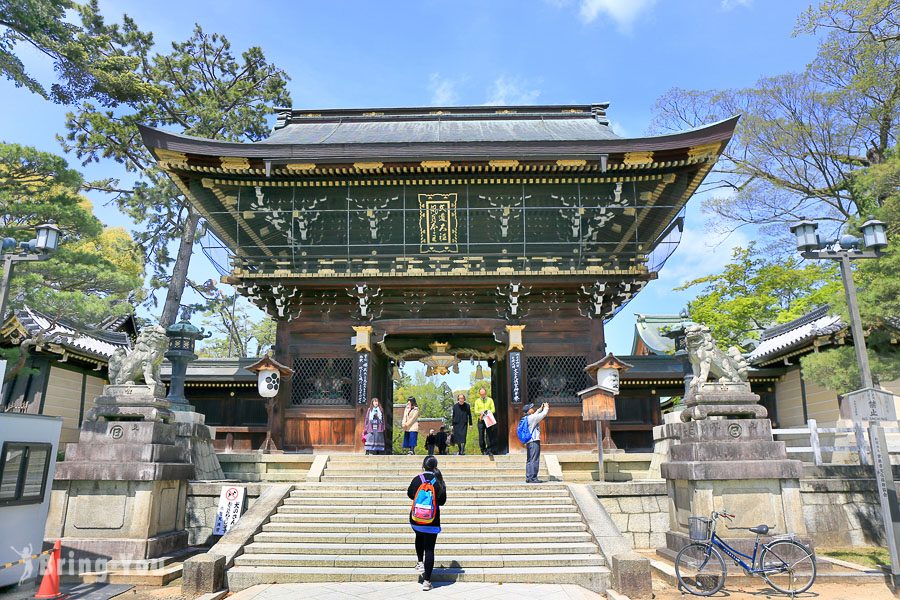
[246,355,294,453]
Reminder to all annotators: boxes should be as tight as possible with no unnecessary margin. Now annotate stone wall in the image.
[593,481,668,549]
[186,483,264,546]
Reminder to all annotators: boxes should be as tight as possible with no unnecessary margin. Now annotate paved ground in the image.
[228,582,601,600]
[651,579,898,599]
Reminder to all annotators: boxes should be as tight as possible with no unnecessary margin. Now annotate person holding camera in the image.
[522,402,550,483]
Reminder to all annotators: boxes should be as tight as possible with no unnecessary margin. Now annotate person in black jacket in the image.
[407,455,447,591]
[435,425,449,455]
[450,394,472,455]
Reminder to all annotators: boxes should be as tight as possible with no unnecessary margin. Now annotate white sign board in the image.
[846,387,897,422]
[213,485,246,535]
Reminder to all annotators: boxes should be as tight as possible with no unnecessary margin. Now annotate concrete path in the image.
[229,582,602,600]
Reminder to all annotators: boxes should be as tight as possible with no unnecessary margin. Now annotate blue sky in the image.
[0,0,822,384]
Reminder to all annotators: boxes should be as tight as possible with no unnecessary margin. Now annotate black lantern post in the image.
[165,318,209,411]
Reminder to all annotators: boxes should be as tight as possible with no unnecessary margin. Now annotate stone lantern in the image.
[246,354,294,453]
[164,318,208,411]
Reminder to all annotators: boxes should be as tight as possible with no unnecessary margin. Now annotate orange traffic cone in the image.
[34,540,65,600]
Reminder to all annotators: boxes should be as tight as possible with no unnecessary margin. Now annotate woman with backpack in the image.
[407,455,447,591]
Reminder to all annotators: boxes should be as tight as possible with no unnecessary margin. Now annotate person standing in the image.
[424,429,436,455]
[522,402,549,483]
[407,455,447,591]
[450,393,472,455]
[364,397,386,455]
[402,397,420,455]
[435,425,449,455]
[473,386,496,457]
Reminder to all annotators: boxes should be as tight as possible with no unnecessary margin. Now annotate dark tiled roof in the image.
[749,306,844,364]
[12,306,131,360]
[159,357,257,383]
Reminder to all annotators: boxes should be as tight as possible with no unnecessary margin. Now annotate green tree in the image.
[61,19,291,326]
[0,142,143,382]
[678,243,841,348]
[651,0,899,241]
[0,0,153,104]
[196,293,275,358]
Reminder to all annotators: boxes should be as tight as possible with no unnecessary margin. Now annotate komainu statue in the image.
[684,324,749,389]
[108,324,168,386]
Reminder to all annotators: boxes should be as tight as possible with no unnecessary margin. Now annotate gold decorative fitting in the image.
[362,112,384,117]
[506,324,526,351]
[489,159,519,168]
[622,151,654,166]
[219,156,251,170]
[352,325,373,352]
[284,162,317,172]
[419,193,458,253]
[495,109,516,114]
[556,159,587,167]
[421,160,452,169]
[354,162,384,170]
[153,148,188,168]
[429,111,447,115]
[687,142,722,161]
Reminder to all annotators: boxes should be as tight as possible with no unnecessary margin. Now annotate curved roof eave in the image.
[137,115,740,164]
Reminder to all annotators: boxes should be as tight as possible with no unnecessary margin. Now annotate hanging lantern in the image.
[392,364,401,381]
[246,355,294,398]
[419,341,461,376]
[474,364,485,380]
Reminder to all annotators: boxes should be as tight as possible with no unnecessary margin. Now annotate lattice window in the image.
[526,355,593,404]
[290,357,353,405]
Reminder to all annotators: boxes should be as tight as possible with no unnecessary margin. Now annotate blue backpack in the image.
[516,416,536,444]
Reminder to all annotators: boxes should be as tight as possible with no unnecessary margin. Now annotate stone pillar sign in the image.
[660,325,807,556]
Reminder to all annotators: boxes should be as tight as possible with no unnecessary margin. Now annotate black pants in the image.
[477,420,495,454]
[415,531,438,580]
[526,440,541,481]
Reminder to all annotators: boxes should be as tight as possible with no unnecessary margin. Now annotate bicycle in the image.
[674,510,816,596]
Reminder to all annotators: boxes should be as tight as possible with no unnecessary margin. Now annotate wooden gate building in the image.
[140,104,736,453]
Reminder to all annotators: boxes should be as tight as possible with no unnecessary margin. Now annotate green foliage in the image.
[0,0,153,104]
[196,295,276,358]
[651,0,899,241]
[0,142,142,325]
[59,16,291,322]
[801,345,900,394]
[678,243,841,348]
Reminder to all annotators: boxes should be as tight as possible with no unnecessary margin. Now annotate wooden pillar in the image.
[272,319,291,450]
[588,317,607,448]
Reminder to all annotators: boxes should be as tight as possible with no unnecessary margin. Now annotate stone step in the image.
[252,531,594,545]
[281,496,573,506]
[288,488,570,499]
[233,552,605,569]
[268,512,584,524]
[326,455,531,462]
[242,541,600,556]
[319,476,540,483]
[323,467,538,475]
[225,565,609,592]
[261,521,588,534]
[275,503,577,515]
[292,483,567,492]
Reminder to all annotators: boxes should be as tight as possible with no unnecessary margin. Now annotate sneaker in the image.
[415,561,424,574]
[422,581,433,591]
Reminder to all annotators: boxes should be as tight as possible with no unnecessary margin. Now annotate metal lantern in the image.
[860,218,888,251]
[35,221,61,252]
[165,318,208,410]
[789,220,820,252]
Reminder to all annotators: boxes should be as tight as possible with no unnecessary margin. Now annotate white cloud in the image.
[577,0,657,31]
[428,73,460,106]
[607,120,628,137]
[484,76,541,106]
[721,0,752,9]
[655,224,750,290]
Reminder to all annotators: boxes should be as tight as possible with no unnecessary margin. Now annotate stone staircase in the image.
[226,455,610,592]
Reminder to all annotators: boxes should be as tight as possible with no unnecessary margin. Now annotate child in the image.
[424,429,436,455]
[435,426,448,455]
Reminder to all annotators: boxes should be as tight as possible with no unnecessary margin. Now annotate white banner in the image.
[212,485,246,535]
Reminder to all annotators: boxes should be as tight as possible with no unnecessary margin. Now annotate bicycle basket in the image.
[688,517,712,541]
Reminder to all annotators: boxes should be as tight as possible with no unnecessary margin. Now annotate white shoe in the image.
[415,561,424,573]
[422,580,433,591]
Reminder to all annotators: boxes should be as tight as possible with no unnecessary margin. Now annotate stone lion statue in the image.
[108,324,168,386]
[684,324,749,389]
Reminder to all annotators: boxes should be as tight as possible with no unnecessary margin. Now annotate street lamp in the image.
[0,221,61,321]
[789,217,888,392]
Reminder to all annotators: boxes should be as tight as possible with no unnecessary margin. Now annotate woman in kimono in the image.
[364,397,386,454]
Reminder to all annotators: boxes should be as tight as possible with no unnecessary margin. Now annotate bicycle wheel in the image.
[675,542,727,596]
[760,539,816,595]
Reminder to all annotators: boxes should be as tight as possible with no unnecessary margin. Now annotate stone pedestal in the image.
[174,411,225,480]
[660,417,807,555]
[46,386,195,568]
[680,382,768,422]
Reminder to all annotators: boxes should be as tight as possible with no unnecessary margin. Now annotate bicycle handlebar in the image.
[713,510,735,521]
